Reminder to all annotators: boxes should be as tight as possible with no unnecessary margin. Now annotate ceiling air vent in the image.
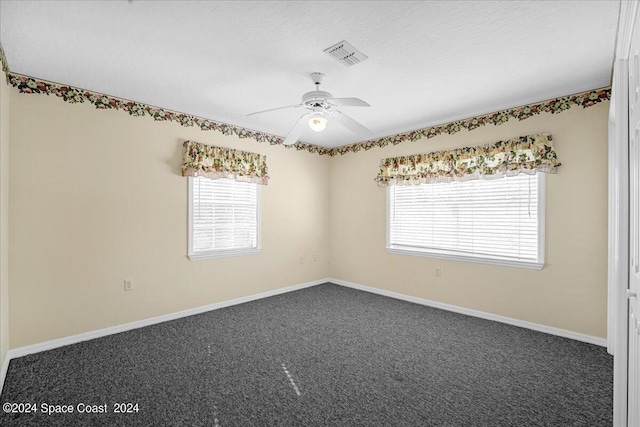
[324,40,368,67]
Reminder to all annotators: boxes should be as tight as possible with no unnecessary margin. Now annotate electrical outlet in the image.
[435,267,441,277]
[313,254,318,262]
[299,256,304,264]
[124,279,134,291]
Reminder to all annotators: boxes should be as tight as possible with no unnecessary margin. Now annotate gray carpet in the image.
[0,283,613,426]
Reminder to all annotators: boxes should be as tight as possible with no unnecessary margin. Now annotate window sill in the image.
[188,248,261,261]
[386,247,544,270]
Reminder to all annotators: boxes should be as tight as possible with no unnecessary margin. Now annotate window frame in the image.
[385,173,545,270]
[187,176,261,261]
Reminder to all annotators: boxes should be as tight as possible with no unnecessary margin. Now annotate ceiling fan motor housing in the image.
[302,90,333,109]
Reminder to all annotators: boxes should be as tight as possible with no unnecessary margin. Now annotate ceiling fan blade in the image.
[328,97,370,107]
[282,114,310,145]
[332,111,373,138]
[246,104,302,117]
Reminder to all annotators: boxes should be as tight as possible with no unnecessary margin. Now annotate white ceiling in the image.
[0,0,620,148]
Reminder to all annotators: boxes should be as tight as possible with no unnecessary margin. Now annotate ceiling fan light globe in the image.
[308,116,328,132]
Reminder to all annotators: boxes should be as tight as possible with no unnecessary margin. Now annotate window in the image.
[188,176,260,260]
[387,173,544,269]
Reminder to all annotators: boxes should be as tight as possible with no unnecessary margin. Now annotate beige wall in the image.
[329,102,610,338]
[7,84,610,348]
[9,90,330,348]
[0,72,9,367]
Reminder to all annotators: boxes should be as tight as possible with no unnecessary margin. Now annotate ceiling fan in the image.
[247,72,372,145]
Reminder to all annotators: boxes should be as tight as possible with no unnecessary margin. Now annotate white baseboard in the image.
[328,278,607,347]
[1,276,607,395]
[0,354,9,396]
[6,278,327,361]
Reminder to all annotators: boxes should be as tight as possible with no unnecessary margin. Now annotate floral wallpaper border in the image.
[7,72,333,155]
[334,88,609,156]
[7,71,610,157]
[0,44,9,81]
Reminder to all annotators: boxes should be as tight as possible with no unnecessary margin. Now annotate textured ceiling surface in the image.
[0,1,620,148]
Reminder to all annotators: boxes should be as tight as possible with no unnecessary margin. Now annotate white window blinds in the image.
[189,177,260,259]
[388,173,543,268]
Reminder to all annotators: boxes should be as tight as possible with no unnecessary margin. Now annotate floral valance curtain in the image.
[181,140,269,185]
[374,133,560,186]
